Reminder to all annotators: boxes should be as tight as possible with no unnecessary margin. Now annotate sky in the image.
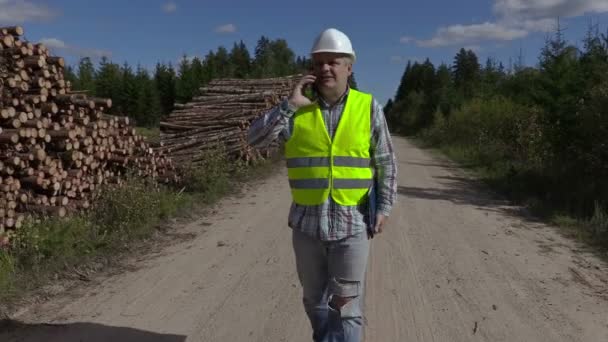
[2,0,608,105]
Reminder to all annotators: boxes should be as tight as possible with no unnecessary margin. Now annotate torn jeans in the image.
[292,228,370,342]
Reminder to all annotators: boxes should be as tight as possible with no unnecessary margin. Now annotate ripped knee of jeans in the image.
[329,278,362,318]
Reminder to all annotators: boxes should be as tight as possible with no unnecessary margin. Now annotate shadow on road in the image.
[400,161,466,172]
[397,175,506,207]
[397,173,544,225]
[0,319,186,342]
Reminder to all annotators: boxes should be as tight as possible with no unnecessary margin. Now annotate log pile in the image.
[157,75,301,165]
[0,26,178,236]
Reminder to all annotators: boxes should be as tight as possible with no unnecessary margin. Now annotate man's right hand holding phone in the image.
[288,75,317,110]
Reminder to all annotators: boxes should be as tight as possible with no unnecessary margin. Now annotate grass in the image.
[0,179,191,306]
[0,146,283,313]
[134,127,160,141]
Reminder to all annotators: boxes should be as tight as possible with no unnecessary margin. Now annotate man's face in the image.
[311,53,352,92]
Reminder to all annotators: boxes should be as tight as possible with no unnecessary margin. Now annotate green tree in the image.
[95,57,122,114]
[452,48,480,99]
[480,57,505,98]
[384,98,394,115]
[252,36,272,77]
[394,61,412,102]
[63,65,78,89]
[230,40,252,78]
[202,50,218,84]
[435,63,453,115]
[536,22,583,142]
[119,62,137,117]
[175,55,197,103]
[75,57,96,92]
[348,72,358,90]
[190,57,205,87]
[154,62,177,117]
[580,22,608,90]
[269,39,296,76]
[215,46,232,78]
[134,65,162,126]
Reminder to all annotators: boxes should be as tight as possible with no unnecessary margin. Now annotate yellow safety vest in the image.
[284,89,373,206]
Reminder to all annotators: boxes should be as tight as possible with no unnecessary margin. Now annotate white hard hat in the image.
[310,28,356,62]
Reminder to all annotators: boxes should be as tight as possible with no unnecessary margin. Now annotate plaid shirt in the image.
[247,87,397,241]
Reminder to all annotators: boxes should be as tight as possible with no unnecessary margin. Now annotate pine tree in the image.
[538,19,582,114]
[452,48,480,98]
[63,65,78,88]
[269,39,296,76]
[419,58,438,127]
[230,40,252,78]
[252,36,272,77]
[296,55,311,72]
[215,46,232,78]
[580,22,608,88]
[435,63,453,115]
[132,65,162,126]
[119,62,138,119]
[175,55,196,103]
[384,99,394,114]
[348,72,358,90]
[203,50,217,83]
[154,62,177,117]
[480,57,505,98]
[394,61,412,102]
[190,57,205,87]
[75,57,96,92]
[95,57,122,114]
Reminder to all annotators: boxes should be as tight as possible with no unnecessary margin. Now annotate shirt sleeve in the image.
[370,98,398,216]
[247,99,295,148]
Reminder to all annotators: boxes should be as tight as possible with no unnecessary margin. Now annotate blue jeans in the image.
[292,229,370,342]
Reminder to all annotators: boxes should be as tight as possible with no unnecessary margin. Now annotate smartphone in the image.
[302,77,318,100]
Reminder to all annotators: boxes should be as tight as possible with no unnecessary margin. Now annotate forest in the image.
[385,23,608,241]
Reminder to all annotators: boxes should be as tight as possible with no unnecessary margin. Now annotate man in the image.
[247,28,397,342]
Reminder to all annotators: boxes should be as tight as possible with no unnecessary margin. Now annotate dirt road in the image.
[2,136,608,342]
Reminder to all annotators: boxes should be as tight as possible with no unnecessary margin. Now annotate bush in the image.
[589,202,608,246]
[421,95,545,168]
[181,148,232,201]
[91,177,179,238]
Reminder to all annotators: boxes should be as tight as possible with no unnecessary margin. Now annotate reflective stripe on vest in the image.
[286,156,370,168]
[284,89,373,206]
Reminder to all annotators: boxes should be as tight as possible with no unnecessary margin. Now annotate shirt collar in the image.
[316,86,350,109]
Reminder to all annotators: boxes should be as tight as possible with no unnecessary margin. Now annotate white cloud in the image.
[494,0,608,20]
[417,22,527,47]
[40,38,66,49]
[40,37,111,59]
[399,36,414,44]
[214,23,236,33]
[412,0,608,48]
[519,18,555,32]
[0,0,57,24]
[163,1,177,13]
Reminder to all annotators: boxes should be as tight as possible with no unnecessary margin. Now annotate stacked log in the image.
[0,26,178,236]
[157,75,301,165]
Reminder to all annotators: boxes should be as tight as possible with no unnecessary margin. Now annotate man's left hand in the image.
[374,214,387,235]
